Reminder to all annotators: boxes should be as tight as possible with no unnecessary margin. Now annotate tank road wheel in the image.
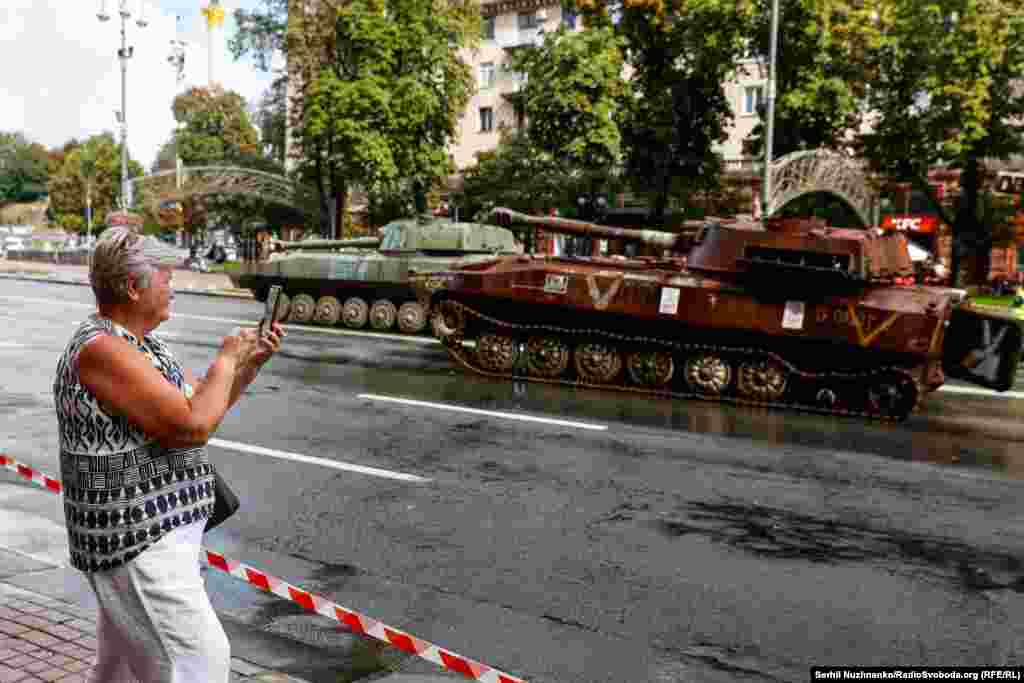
[288,293,316,324]
[477,334,519,373]
[313,296,341,326]
[625,350,674,386]
[574,342,622,383]
[737,360,788,402]
[342,297,369,329]
[865,372,918,420]
[397,302,428,334]
[272,292,291,322]
[815,387,839,410]
[369,299,398,331]
[685,354,732,395]
[431,301,465,343]
[526,336,570,378]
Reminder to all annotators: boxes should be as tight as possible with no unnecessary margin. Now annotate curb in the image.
[0,271,253,300]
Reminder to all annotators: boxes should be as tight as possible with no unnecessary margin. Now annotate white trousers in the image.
[86,522,231,683]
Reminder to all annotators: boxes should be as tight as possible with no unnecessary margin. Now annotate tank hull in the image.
[414,256,1023,420]
[235,217,522,334]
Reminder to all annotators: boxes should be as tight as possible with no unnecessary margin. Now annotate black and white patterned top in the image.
[54,314,215,573]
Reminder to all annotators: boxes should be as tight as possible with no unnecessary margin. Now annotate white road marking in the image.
[360,393,609,431]
[283,323,440,345]
[0,342,28,348]
[208,437,431,483]
[937,385,1024,400]
[0,294,439,344]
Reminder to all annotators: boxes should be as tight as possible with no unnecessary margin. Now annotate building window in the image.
[483,16,496,40]
[743,85,764,115]
[480,107,494,132]
[509,68,527,89]
[479,62,495,90]
[562,10,577,29]
[518,11,540,30]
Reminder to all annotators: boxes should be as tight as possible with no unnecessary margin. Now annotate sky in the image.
[0,0,283,170]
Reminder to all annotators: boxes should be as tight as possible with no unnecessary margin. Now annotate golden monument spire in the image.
[202,0,225,86]
[201,0,225,29]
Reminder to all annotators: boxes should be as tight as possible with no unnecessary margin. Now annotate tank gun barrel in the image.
[489,207,697,252]
[271,236,382,251]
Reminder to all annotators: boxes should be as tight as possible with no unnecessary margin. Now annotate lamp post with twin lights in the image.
[97,1,149,213]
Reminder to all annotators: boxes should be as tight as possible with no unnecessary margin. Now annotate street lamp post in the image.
[761,0,780,222]
[168,17,188,190]
[97,1,148,214]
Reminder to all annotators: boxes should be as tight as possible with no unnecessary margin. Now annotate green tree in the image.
[162,85,280,238]
[745,0,871,158]
[255,75,289,167]
[574,0,756,220]
[233,0,480,237]
[47,133,144,234]
[454,129,573,221]
[172,85,260,165]
[0,132,50,205]
[510,24,628,207]
[857,0,1024,285]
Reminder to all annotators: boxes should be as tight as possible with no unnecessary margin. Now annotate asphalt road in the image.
[2,280,1023,683]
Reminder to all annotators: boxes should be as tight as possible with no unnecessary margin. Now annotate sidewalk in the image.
[0,259,252,300]
[0,572,305,682]
[0,483,465,683]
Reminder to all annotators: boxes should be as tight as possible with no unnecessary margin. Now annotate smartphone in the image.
[259,285,284,338]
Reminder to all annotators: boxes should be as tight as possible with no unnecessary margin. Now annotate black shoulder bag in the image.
[206,467,240,531]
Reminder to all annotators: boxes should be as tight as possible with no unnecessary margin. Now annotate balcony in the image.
[498,28,542,49]
[722,157,764,176]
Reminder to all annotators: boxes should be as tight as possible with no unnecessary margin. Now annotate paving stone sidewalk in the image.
[0,583,302,683]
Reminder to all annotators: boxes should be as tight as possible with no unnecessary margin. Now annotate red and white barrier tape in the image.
[0,452,527,683]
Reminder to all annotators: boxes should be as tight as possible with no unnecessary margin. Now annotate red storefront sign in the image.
[880,214,941,234]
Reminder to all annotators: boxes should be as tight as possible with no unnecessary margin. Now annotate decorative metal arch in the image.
[129,166,321,218]
[767,149,877,227]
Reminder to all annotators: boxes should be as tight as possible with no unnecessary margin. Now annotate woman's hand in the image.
[218,331,251,368]
[238,322,285,371]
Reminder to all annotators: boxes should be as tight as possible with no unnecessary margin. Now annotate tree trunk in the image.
[413,179,427,215]
[313,149,329,238]
[954,158,990,287]
[653,164,670,224]
[335,184,348,239]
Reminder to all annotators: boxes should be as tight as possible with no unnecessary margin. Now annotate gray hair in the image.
[90,227,181,306]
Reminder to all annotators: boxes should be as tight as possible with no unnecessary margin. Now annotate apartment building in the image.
[285,1,764,176]
[450,0,577,169]
[451,1,765,171]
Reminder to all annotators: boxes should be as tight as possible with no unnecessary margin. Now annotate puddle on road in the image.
[655,501,1024,594]
[366,371,1024,480]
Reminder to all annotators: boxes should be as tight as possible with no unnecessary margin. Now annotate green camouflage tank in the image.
[231,215,521,334]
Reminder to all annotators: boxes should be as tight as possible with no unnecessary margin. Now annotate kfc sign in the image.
[881,214,940,234]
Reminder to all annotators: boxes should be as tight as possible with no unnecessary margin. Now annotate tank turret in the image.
[685,216,916,286]
[231,215,522,335]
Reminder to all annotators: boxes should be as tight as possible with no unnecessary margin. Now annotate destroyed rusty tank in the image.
[411,207,1023,420]
[231,215,521,334]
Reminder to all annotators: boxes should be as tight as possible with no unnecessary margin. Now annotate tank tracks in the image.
[271,291,431,336]
[432,300,923,422]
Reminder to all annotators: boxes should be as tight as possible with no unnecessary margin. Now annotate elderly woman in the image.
[53,227,284,682]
